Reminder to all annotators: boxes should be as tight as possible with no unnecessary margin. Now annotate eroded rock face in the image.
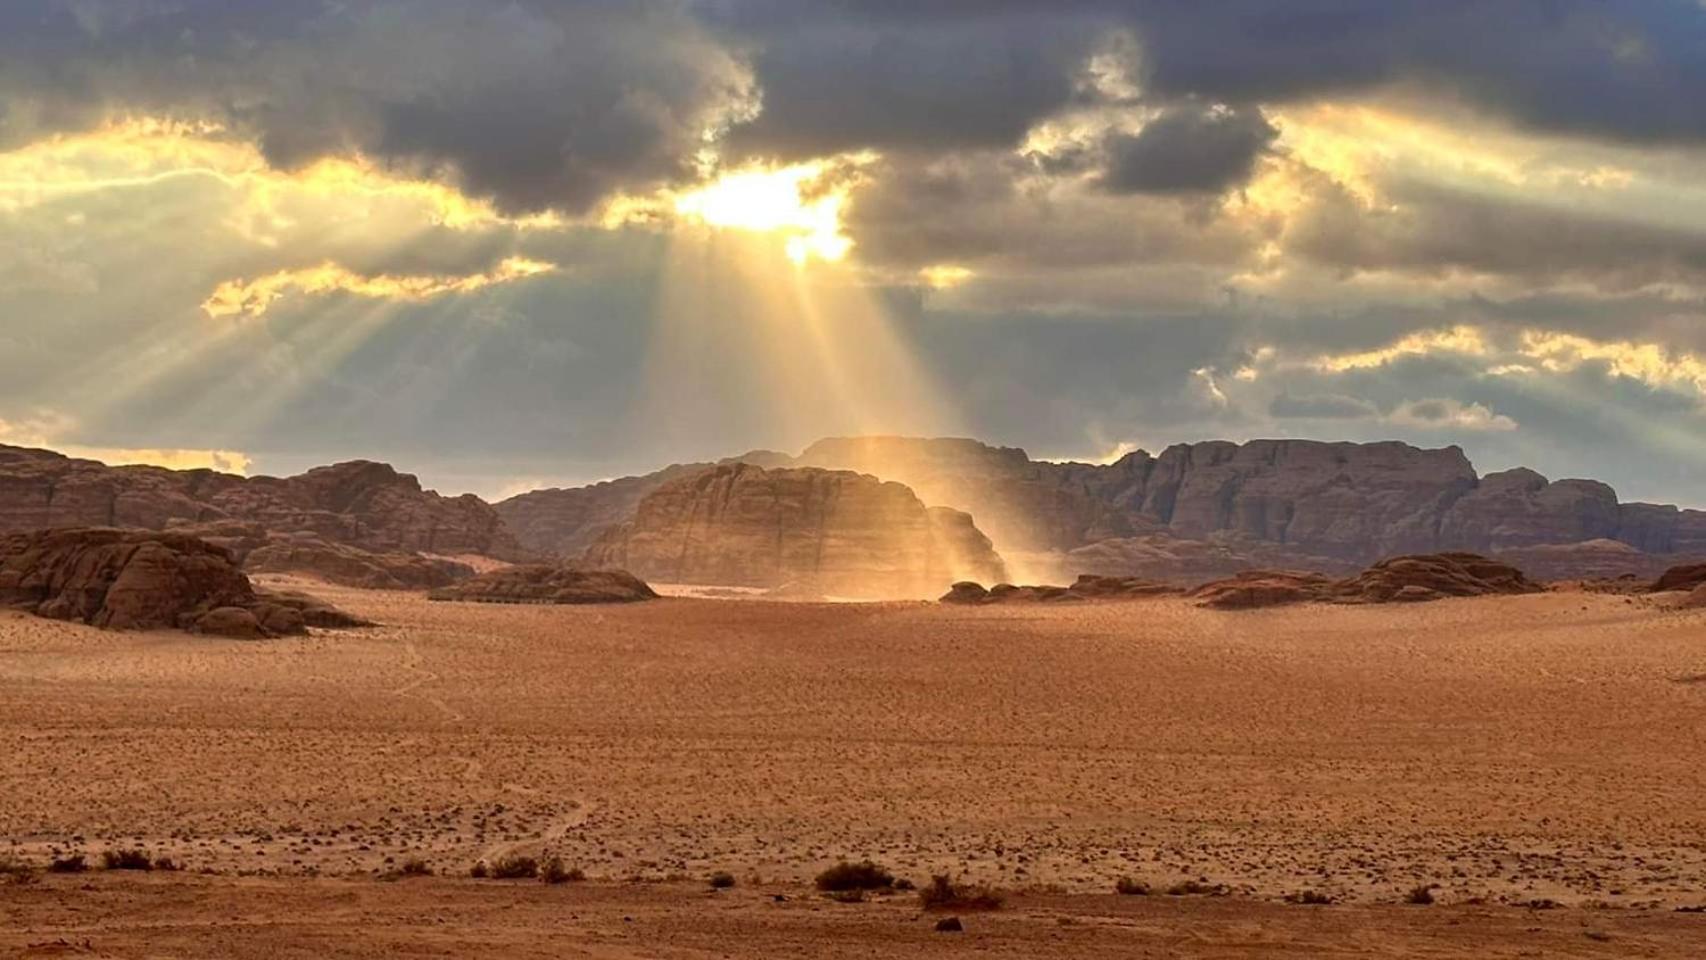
[428,565,657,604]
[795,437,1706,572]
[0,445,524,560]
[0,528,366,636]
[581,463,1007,599]
[1190,571,1336,610]
[1652,563,1706,593]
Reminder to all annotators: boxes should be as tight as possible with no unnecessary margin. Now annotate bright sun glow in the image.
[672,161,857,265]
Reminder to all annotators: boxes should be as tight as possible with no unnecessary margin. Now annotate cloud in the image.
[1270,392,1378,419]
[1099,104,1278,195]
[0,411,252,474]
[1388,398,1517,432]
[201,257,556,320]
[0,1,756,214]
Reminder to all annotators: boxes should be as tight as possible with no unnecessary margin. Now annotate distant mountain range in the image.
[495,436,1706,582]
[3,436,1702,587]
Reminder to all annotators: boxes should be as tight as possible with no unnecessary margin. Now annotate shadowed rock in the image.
[1190,553,1542,609]
[244,536,474,590]
[942,574,1181,604]
[428,565,658,605]
[0,528,368,636]
[1652,562,1706,594]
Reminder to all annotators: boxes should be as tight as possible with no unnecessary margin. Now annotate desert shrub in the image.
[0,855,35,885]
[827,889,865,903]
[102,849,154,871]
[1406,884,1435,905]
[1165,879,1228,897]
[1287,889,1334,905]
[48,854,88,874]
[541,857,583,884]
[708,871,736,889]
[814,860,895,892]
[893,877,916,892]
[398,858,432,877]
[489,855,539,880]
[469,861,489,879]
[1115,877,1150,896]
[918,874,1004,911]
[153,856,181,872]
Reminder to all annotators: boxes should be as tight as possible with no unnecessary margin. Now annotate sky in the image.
[2,1,1706,506]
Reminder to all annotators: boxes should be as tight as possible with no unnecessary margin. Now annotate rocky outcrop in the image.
[1652,563,1706,594]
[942,574,1180,605]
[428,565,657,604]
[0,528,366,636]
[244,536,474,590]
[1191,553,1541,609]
[1493,539,1680,582]
[581,463,1007,599]
[0,444,524,560]
[1063,533,1359,584]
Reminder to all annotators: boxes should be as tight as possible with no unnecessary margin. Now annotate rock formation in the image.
[243,535,473,590]
[797,436,1706,577]
[581,463,1007,598]
[942,575,1180,605]
[0,444,523,560]
[1652,562,1706,594]
[0,528,367,637]
[428,565,657,604]
[1190,553,1542,609]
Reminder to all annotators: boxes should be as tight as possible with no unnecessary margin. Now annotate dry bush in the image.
[1406,884,1435,905]
[918,874,1004,911]
[1287,889,1334,905]
[489,855,540,880]
[1115,877,1150,896]
[1,855,35,885]
[541,857,584,885]
[708,871,736,889]
[102,849,155,871]
[469,861,489,879]
[814,860,894,892]
[48,854,88,874]
[398,858,432,877]
[1165,879,1229,897]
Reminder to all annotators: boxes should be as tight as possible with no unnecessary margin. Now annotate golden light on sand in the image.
[671,160,858,264]
[201,257,556,320]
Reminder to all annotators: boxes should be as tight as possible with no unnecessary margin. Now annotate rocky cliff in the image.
[798,436,1706,568]
[580,463,1007,598]
[0,444,524,560]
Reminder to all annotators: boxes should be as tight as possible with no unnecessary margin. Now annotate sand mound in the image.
[428,564,658,604]
[942,574,1181,604]
[0,527,367,636]
[1191,554,1541,610]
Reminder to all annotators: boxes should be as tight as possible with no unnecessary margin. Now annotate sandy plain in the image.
[3,581,1704,956]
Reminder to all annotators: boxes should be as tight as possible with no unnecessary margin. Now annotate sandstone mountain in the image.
[0,444,523,560]
[580,463,1007,598]
[500,436,1706,583]
[0,528,367,637]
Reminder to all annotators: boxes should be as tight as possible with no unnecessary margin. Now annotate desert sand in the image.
[3,582,1705,956]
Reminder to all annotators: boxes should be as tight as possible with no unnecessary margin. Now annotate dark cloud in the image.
[1125,0,1706,146]
[1288,176,1706,288]
[1098,104,1277,195]
[0,1,753,214]
[1269,392,1377,419]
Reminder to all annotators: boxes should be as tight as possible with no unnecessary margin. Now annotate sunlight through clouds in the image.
[200,258,557,320]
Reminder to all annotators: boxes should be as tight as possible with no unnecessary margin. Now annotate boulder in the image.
[0,528,366,636]
[428,565,657,605]
[580,463,1007,599]
[941,574,1180,605]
